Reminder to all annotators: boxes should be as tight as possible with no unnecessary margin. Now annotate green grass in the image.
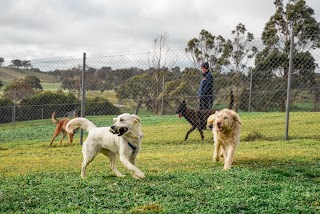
[0,114,319,213]
[0,67,59,84]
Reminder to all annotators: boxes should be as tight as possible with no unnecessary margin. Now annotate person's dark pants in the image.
[199,97,213,110]
[198,96,214,130]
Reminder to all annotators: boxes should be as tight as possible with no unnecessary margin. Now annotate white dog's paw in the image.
[116,174,126,178]
[132,171,145,179]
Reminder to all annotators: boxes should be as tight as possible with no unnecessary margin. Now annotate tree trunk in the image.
[135,100,143,115]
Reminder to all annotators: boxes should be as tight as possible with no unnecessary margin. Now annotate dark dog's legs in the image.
[185,126,196,141]
[197,128,204,140]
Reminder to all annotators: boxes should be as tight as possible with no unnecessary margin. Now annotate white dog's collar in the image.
[127,142,137,155]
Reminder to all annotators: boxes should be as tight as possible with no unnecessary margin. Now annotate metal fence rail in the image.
[0,33,320,141]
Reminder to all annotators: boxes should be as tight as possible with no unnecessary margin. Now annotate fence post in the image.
[12,88,16,126]
[248,68,252,112]
[80,53,86,145]
[285,31,294,140]
[161,75,164,115]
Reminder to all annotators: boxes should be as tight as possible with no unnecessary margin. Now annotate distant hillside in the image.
[0,67,59,85]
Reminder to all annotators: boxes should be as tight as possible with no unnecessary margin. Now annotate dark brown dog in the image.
[176,100,216,141]
[49,112,78,146]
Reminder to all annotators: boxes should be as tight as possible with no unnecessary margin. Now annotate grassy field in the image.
[0,67,59,85]
[0,114,319,213]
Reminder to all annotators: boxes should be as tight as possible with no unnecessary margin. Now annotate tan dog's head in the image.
[109,113,141,137]
[214,109,242,133]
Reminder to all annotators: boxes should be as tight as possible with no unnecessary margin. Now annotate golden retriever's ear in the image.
[132,114,141,123]
[231,112,242,125]
[207,114,216,126]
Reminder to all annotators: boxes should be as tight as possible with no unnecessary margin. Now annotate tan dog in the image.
[66,113,145,179]
[207,109,242,170]
[49,112,78,146]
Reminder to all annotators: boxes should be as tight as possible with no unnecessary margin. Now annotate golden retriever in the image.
[49,112,78,146]
[66,113,145,179]
[207,109,242,170]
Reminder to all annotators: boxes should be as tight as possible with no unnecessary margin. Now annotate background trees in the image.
[24,76,43,90]
[0,57,4,66]
[253,0,320,111]
[185,24,257,111]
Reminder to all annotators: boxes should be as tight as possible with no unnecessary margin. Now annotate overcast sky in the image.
[1,0,320,62]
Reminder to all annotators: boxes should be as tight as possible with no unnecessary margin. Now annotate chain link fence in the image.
[1,34,320,141]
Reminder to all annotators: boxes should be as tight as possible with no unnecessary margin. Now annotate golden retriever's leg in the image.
[101,150,125,177]
[59,131,67,145]
[213,133,222,162]
[68,133,74,144]
[50,124,62,146]
[220,146,226,159]
[120,155,145,179]
[49,136,56,146]
[224,145,235,170]
[213,141,220,163]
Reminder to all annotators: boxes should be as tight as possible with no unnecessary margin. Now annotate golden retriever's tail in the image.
[51,112,59,124]
[66,118,97,134]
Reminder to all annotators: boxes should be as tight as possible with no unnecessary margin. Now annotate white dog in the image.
[207,109,242,170]
[66,113,145,179]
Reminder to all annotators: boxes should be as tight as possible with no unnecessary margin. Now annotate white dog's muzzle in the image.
[110,126,128,136]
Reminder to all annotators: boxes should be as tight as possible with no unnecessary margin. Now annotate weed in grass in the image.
[129,203,163,213]
[244,130,265,141]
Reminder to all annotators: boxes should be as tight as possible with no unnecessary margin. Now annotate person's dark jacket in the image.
[197,71,214,98]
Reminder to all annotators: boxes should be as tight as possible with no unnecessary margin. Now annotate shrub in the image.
[85,97,120,116]
[0,98,14,123]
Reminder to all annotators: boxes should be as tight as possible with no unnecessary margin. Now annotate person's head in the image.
[201,62,209,73]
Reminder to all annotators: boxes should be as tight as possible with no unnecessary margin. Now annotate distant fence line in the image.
[1,33,320,141]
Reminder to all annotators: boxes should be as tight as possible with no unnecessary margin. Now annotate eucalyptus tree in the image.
[223,23,258,111]
[186,25,257,111]
[185,29,228,71]
[255,0,320,111]
[0,57,4,66]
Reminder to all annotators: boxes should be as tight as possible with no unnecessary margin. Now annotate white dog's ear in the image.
[132,114,141,123]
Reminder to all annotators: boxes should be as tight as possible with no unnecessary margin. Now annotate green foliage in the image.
[3,79,36,101]
[186,29,227,70]
[24,76,43,90]
[0,57,4,66]
[18,91,79,120]
[252,0,320,111]
[244,130,265,141]
[0,67,59,84]
[86,97,121,115]
[117,70,177,114]
[0,98,14,123]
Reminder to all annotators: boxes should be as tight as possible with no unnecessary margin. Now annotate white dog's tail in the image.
[66,118,97,133]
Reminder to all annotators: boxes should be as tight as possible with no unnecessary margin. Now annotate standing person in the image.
[197,62,214,110]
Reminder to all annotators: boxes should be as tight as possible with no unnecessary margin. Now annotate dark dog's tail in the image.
[51,112,59,124]
[228,90,234,110]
